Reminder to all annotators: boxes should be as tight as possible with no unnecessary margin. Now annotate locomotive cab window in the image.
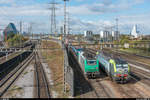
[116,63,128,68]
[123,64,128,68]
[116,64,122,68]
[115,59,128,68]
[87,60,97,65]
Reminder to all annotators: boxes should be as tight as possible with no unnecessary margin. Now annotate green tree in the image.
[7,34,27,47]
[120,35,130,45]
[7,32,15,40]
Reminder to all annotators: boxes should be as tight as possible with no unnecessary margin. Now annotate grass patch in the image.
[41,40,70,98]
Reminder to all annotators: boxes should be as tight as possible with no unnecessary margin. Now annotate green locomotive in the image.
[71,46,99,78]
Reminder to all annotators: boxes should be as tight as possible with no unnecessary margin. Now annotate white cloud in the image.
[0,0,14,4]
[76,0,83,2]
[0,0,149,34]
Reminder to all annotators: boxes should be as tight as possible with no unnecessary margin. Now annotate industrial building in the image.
[84,31,93,42]
[100,30,120,42]
[84,31,93,38]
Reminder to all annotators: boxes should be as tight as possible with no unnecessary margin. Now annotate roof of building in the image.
[4,23,18,34]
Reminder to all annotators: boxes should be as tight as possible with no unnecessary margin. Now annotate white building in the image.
[131,24,139,38]
[84,31,93,37]
[100,30,111,42]
[100,31,110,38]
[0,30,4,41]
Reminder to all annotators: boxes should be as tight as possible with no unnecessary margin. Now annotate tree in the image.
[7,32,15,40]
[6,34,28,47]
[120,35,130,45]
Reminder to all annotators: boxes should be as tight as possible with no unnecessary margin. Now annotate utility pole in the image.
[49,0,58,36]
[67,12,71,35]
[19,21,23,50]
[19,21,23,64]
[63,0,69,38]
[60,26,63,34]
[20,21,22,34]
[63,0,69,94]
[29,22,33,40]
[116,18,119,41]
[115,18,119,52]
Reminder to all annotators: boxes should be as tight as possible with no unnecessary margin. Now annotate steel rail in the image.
[0,52,34,97]
[35,52,51,98]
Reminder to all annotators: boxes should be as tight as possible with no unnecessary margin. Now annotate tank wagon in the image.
[71,46,99,78]
[96,52,130,83]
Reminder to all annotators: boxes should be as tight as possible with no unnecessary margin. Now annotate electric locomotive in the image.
[97,52,130,83]
[70,46,99,78]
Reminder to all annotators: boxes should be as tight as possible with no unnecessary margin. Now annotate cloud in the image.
[67,0,147,15]
[66,13,150,35]
[76,0,84,2]
[0,0,149,34]
[0,0,14,4]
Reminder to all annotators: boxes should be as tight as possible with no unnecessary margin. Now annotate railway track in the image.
[34,52,51,98]
[104,49,150,83]
[0,45,34,65]
[110,48,150,59]
[0,51,34,97]
[87,79,111,98]
[89,48,150,79]
[103,48,150,68]
[87,48,150,97]
[0,41,32,51]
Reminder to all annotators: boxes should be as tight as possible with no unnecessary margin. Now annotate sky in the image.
[0,0,150,35]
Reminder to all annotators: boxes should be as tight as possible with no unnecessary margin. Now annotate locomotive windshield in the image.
[87,60,97,65]
[115,58,128,68]
[116,63,128,68]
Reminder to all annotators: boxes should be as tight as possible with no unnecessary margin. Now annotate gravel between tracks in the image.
[84,48,150,98]
[2,63,35,98]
